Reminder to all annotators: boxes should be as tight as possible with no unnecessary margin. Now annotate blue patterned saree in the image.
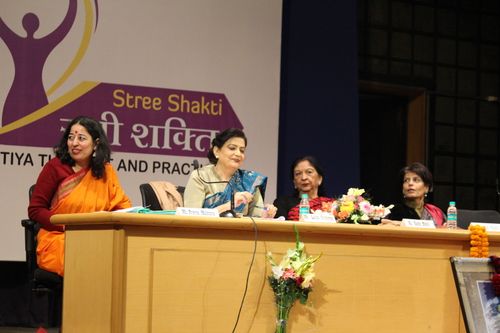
[203,169,267,213]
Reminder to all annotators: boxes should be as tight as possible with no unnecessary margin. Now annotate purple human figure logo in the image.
[0,0,77,126]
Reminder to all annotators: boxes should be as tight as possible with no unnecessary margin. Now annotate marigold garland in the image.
[468,227,500,297]
[468,225,489,258]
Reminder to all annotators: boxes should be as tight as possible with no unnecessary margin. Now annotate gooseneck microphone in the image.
[192,159,200,170]
[192,159,237,218]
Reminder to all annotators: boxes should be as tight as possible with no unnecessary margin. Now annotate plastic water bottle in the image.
[447,201,457,229]
[299,193,310,221]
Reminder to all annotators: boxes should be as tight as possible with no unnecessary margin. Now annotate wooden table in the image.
[52,212,498,332]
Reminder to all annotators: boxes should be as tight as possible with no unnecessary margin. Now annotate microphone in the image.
[192,159,237,218]
[192,159,200,170]
[219,189,236,218]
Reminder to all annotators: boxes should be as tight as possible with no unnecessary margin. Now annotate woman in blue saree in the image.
[184,128,277,218]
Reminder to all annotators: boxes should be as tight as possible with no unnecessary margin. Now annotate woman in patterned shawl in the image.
[184,128,277,218]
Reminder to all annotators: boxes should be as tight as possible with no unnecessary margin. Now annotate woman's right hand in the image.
[234,191,253,206]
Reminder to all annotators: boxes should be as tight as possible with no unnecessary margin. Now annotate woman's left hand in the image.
[379,218,402,226]
[262,204,277,218]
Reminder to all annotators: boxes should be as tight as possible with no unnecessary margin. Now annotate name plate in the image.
[175,207,219,217]
[401,219,436,229]
[470,222,500,232]
[301,213,336,223]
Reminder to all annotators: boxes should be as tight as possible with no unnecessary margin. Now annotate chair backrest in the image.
[29,184,35,199]
[140,182,184,210]
[27,184,40,235]
[22,184,63,287]
[22,186,65,328]
[139,183,162,210]
[177,186,186,197]
[23,185,37,276]
[457,209,500,229]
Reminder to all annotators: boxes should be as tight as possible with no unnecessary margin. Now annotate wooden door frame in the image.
[359,80,428,165]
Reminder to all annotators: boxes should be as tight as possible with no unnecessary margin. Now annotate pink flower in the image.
[283,268,297,280]
[359,201,372,214]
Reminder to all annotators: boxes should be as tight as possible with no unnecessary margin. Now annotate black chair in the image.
[457,209,500,229]
[139,183,162,210]
[139,183,185,210]
[21,185,63,327]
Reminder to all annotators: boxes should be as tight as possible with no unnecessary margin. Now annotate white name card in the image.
[470,222,500,232]
[175,207,219,217]
[301,213,336,223]
[401,219,436,229]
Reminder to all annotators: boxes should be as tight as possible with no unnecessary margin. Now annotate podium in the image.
[52,212,496,332]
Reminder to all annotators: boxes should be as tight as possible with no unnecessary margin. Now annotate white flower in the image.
[360,213,370,221]
[301,270,316,288]
[272,265,284,279]
[347,188,365,196]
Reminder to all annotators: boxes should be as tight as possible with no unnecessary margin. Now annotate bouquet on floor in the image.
[266,226,321,333]
[326,188,393,224]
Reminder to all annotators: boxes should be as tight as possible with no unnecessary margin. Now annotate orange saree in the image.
[36,164,131,276]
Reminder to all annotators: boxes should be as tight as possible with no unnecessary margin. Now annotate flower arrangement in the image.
[490,256,500,296]
[266,226,321,333]
[324,188,393,224]
[468,224,489,258]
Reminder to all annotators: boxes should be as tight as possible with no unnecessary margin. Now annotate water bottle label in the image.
[299,207,309,215]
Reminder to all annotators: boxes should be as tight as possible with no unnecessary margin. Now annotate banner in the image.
[0,0,282,260]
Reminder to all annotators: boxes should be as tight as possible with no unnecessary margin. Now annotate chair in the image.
[457,209,500,229]
[139,182,185,210]
[21,185,63,327]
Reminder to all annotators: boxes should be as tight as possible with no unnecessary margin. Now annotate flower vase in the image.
[275,302,292,333]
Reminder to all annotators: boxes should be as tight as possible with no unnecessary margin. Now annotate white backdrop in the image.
[0,0,282,260]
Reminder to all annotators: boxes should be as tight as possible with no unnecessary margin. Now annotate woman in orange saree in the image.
[29,116,131,276]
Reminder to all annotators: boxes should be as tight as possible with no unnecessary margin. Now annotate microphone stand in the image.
[193,160,237,218]
[219,187,236,218]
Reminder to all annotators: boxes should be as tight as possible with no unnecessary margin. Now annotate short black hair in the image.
[290,155,327,197]
[399,162,434,192]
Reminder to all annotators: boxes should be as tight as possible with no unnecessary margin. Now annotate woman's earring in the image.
[424,192,428,197]
[92,150,96,158]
